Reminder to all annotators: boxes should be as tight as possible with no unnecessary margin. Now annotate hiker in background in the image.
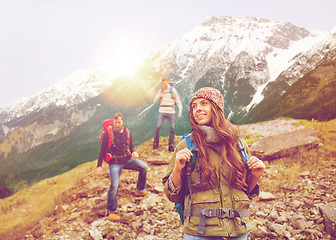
[153,77,182,152]
[96,112,148,221]
[162,87,265,239]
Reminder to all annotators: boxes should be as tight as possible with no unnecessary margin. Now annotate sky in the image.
[0,0,335,108]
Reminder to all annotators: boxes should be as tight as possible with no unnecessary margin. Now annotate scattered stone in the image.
[266,222,291,239]
[320,201,336,237]
[292,218,307,230]
[292,200,303,208]
[269,210,278,220]
[89,228,103,240]
[250,128,320,161]
[259,191,277,201]
[251,226,267,237]
[274,214,287,224]
[152,185,164,193]
[299,170,310,177]
[255,211,268,218]
[54,205,66,215]
[147,159,169,165]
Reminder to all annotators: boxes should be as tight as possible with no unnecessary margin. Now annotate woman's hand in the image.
[247,156,265,179]
[246,156,265,193]
[171,148,193,189]
[174,148,193,172]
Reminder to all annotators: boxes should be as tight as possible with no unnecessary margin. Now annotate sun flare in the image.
[93,31,160,107]
[92,33,153,78]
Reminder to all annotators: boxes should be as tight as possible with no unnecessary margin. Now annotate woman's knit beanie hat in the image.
[191,87,224,112]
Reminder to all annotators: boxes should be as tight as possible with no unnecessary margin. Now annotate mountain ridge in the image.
[1,16,336,195]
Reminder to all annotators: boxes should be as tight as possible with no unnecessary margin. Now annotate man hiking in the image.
[153,77,182,152]
[96,112,148,221]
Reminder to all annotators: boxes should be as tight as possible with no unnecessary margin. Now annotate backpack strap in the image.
[107,127,130,156]
[107,126,114,148]
[174,133,198,224]
[169,86,175,101]
[100,126,114,164]
[179,134,200,223]
[238,139,259,198]
[179,134,199,180]
[110,127,130,147]
[237,139,249,169]
[125,128,131,145]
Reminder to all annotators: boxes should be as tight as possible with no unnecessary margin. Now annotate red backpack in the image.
[100,119,131,163]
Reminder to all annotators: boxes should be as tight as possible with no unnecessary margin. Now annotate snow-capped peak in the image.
[0,66,114,123]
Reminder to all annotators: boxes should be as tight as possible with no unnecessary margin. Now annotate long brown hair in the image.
[189,101,247,191]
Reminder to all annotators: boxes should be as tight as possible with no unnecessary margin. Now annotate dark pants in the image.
[153,112,175,147]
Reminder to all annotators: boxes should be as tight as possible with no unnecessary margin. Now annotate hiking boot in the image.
[134,190,149,197]
[169,145,174,152]
[105,213,120,221]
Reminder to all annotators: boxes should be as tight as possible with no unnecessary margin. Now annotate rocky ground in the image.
[20,119,336,240]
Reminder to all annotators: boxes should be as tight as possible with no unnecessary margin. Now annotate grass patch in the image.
[243,133,264,145]
[0,160,96,238]
[258,118,336,194]
[260,160,302,193]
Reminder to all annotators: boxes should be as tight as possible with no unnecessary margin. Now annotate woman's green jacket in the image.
[162,138,256,237]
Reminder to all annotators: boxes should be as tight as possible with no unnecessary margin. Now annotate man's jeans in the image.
[153,112,175,147]
[183,233,250,240]
[106,158,148,212]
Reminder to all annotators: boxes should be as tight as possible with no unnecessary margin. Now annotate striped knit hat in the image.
[191,87,224,112]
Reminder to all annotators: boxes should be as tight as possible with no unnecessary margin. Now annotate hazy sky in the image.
[0,0,335,107]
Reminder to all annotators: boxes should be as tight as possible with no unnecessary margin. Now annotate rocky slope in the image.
[21,164,336,240]
[2,119,331,240]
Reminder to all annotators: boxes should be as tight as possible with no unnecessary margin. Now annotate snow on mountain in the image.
[0,16,334,128]
[163,16,321,81]
[159,16,322,76]
[0,66,114,124]
[245,31,328,111]
[151,16,328,121]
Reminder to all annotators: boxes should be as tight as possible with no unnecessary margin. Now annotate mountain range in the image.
[1,16,335,195]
